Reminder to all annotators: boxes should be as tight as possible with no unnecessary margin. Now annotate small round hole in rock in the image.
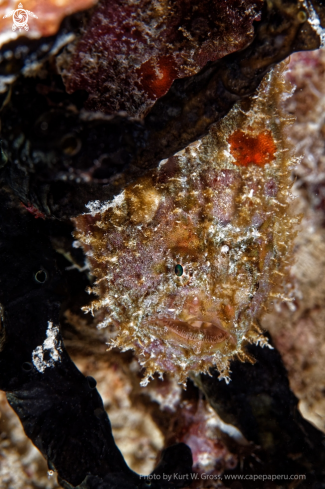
[87,376,97,389]
[35,269,47,284]
[94,408,105,418]
[61,134,81,156]
[297,10,307,22]
[22,362,33,372]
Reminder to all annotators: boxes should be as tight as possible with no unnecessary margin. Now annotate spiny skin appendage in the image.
[74,65,297,386]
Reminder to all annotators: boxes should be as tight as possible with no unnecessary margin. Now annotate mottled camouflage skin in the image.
[74,65,297,385]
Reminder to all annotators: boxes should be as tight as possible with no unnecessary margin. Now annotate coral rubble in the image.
[74,64,297,386]
[167,397,238,478]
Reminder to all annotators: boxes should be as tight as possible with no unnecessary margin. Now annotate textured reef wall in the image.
[260,47,325,434]
[1,0,322,220]
[60,0,262,116]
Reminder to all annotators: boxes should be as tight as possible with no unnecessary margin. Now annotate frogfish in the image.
[74,64,297,386]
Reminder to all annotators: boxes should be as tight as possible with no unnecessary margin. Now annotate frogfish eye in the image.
[175,264,183,276]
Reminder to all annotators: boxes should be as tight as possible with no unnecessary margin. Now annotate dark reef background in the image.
[1,1,325,488]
